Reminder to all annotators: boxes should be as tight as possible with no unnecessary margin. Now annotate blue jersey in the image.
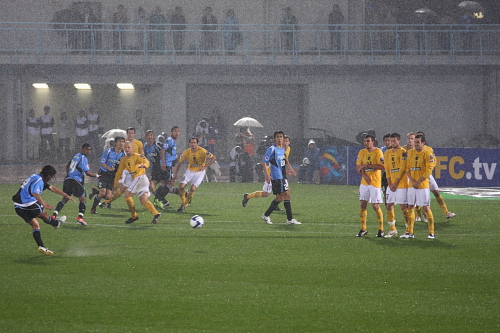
[66,153,90,182]
[262,145,286,180]
[162,137,177,167]
[144,141,162,169]
[99,148,125,172]
[12,173,49,207]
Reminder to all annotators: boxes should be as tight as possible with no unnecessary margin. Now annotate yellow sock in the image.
[144,200,159,216]
[107,189,123,203]
[401,208,408,228]
[359,208,367,230]
[387,208,395,223]
[125,197,137,218]
[247,191,264,199]
[408,209,415,234]
[188,191,195,203]
[415,206,422,218]
[426,209,435,234]
[178,189,187,205]
[436,195,449,214]
[388,220,396,231]
[375,207,384,231]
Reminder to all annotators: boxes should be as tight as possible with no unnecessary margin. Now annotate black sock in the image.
[55,201,65,214]
[32,229,44,247]
[91,196,101,210]
[284,200,293,221]
[79,202,86,215]
[264,200,280,217]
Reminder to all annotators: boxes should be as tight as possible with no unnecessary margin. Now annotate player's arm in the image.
[85,170,98,178]
[201,153,216,171]
[138,154,150,169]
[160,147,167,171]
[32,192,51,210]
[113,159,126,189]
[48,185,75,203]
[285,158,296,176]
[262,162,271,183]
[172,154,186,181]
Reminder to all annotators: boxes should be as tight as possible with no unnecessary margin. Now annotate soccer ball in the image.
[190,215,204,229]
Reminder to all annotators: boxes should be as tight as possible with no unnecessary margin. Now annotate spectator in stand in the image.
[202,7,218,54]
[113,4,128,51]
[150,6,167,53]
[281,7,298,53]
[171,6,187,52]
[135,7,148,51]
[328,4,344,51]
[222,9,240,55]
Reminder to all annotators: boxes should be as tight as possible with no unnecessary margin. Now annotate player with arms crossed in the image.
[260,131,301,225]
[173,137,216,213]
[13,165,74,255]
[355,134,385,237]
[403,134,436,239]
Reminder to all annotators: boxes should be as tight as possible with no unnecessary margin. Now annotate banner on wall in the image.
[345,147,500,187]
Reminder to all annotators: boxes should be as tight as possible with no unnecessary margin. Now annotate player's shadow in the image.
[14,256,59,265]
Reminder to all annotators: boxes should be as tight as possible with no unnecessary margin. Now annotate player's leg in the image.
[369,185,384,236]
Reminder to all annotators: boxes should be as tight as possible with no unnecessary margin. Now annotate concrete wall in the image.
[1,63,497,164]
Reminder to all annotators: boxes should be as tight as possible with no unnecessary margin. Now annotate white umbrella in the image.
[458,1,484,12]
[415,8,437,16]
[233,117,264,128]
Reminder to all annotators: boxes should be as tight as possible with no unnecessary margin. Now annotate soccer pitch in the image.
[1,182,498,332]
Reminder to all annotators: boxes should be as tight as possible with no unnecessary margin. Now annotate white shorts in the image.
[119,170,133,188]
[407,187,431,207]
[262,181,272,194]
[128,174,150,197]
[429,175,439,191]
[359,184,383,203]
[385,188,408,205]
[180,169,206,188]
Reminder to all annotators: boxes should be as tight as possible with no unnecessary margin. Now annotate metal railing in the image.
[0,22,499,63]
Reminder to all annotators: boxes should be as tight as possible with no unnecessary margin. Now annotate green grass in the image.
[1,182,498,332]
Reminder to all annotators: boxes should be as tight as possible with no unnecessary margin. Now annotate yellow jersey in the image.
[384,147,408,189]
[356,148,384,188]
[179,147,214,172]
[406,148,434,189]
[114,153,150,187]
[130,139,144,155]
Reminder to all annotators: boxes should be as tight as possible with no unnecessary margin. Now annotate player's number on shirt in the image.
[68,159,79,174]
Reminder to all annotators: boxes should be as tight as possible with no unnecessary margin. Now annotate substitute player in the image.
[113,141,161,224]
[403,134,436,239]
[383,133,409,238]
[355,134,385,237]
[173,137,216,213]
